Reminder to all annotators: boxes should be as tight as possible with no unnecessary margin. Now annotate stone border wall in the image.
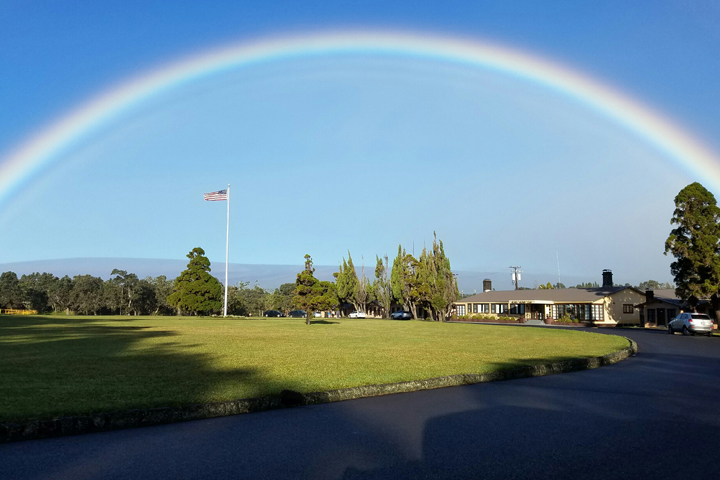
[0,338,637,443]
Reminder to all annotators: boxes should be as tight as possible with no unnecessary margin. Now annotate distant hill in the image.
[0,258,338,291]
[0,257,587,293]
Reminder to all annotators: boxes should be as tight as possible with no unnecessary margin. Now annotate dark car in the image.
[263,310,285,317]
[391,310,413,319]
[288,310,306,318]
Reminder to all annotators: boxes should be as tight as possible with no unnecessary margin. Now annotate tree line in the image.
[0,234,459,320]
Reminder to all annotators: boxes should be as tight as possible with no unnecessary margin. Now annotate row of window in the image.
[466,303,524,314]
[551,304,604,321]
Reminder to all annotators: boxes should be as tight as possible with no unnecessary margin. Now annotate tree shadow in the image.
[0,315,305,423]
[310,320,340,325]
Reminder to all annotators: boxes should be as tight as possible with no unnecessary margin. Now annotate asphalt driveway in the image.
[2,328,719,479]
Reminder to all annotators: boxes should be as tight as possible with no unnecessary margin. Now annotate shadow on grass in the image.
[0,315,304,423]
[310,320,340,325]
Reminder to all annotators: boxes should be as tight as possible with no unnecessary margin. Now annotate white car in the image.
[348,311,367,319]
[668,313,714,336]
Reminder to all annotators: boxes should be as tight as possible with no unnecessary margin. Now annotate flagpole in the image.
[224,184,230,318]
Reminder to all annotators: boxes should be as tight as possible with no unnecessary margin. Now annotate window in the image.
[667,308,676,320]
[623,304,634,314]
[457,305,466,316]
[480,304,489,313]
[472,304,478,313]
[509,304,525,314]
[493,304,508,314]
[552,304,602,321]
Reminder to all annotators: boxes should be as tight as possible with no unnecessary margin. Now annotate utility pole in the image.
[509,266,522,290]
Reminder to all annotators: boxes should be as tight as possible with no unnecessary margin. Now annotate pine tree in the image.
[294,255,335,325]
[665,182,720,319]
[168,247,222,316]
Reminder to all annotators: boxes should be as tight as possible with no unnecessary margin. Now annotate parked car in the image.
[313,311,323,318]
[348,311,367,318]
[391,310,413,320]
[263,310,285,317]
[668,313,714,336]
[288,310,306,318]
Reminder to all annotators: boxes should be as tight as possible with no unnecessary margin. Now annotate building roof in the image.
[457,286,638,304]
[650,289,679,301]
[636,288,707,309]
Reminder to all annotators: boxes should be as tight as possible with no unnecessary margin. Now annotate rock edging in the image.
[0,337,637,443]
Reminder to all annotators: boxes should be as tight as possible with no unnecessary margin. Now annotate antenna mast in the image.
[509,266,522,290]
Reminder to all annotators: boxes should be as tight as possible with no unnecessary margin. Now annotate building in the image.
[454,270,645,326]
[634,289,712,327]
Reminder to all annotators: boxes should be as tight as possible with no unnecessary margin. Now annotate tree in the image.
[538,282,555,290]
[148,275,175,315]
[391,245,421,319]
[0,271,23,309]
[418,234,458,322]
[19,272,55,312]
[636,280,674,291]
[49,275,73,314]
[665,182,720,320]
[356,257,370,314]
[294,255,335,325]
[373,255,392,318]
[70,275,104,315]
[336,253,360,314]
[270,283,295,314]
[227,282,270,316]
[110,269,140,315]
[168,247,222,316]
[130,279,157,315]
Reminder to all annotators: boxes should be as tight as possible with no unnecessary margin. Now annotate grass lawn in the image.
[0,315,629,422]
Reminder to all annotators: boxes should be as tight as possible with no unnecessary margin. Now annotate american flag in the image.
[203,189,228,201]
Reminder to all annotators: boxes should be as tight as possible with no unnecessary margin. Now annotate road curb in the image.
[0,337,637,443]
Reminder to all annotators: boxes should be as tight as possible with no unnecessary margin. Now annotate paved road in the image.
[2,328,719,479]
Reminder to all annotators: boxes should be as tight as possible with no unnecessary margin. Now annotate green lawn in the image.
[0,315,629,422]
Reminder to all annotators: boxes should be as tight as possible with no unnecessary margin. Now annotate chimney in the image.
[602,269,613,287]
[483,279,492,292]
[645,290,654,303]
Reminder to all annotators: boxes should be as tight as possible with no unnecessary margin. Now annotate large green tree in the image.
[294,255,335,325]
[110,269,140,315]
[19,272,54,312]
[391,246,420,319]
[70,275,104,315]
[168,247,223,316]
[665,182,720,320]
[423,234,459,322]
[335,253,360,314]
[0,271,23,309]
[49,275,73,314]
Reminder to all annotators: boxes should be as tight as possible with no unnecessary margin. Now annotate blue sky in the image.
[1,1,720,289]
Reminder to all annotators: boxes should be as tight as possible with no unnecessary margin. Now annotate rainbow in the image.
[2,30,720,208]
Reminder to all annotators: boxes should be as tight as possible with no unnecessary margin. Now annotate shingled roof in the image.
[458,286,639,304]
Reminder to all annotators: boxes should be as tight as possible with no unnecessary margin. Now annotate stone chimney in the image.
[645,290,654,303]
[483,279,492,292]
[602,269,613,287]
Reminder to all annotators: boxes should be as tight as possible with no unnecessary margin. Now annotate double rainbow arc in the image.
[1,30,719,208]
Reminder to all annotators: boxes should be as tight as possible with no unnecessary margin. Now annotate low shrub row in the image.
[454,314,520,323]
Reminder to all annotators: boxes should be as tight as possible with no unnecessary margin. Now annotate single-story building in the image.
[453,270,645,326]
[634,289,713,327]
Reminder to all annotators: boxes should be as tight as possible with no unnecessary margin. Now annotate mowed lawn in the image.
[0,315,629,422]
